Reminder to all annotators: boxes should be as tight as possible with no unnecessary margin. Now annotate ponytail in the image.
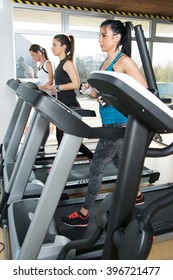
[121,22,133,57]
[68,35,74,61]
[41,47,49,60]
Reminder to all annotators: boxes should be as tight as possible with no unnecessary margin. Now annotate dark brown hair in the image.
[29,44,49,60]
[54,34,75,61]
[100,20,133,57]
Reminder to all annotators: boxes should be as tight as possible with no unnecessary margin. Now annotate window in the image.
[75,37,106,82]
[13,8,61,33]
[15,33,59,80]
[153,22,173,97]
[153,42,173,97]
[156,23,173,37]
[12,4,173,138]
[13,5,173,99]
[69,15,107,32]
[13,8,61,80]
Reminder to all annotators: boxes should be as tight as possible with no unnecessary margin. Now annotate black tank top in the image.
[54,59,80,108]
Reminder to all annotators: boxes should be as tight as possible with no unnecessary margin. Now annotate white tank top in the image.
[37,60,49,85]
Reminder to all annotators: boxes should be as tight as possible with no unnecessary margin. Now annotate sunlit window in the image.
[69,15,108,32]
[13,8,61,32]
[15,34,59,80]
[153,22,173,97]
[156,23,173,37]
[75,37,106,82]
[152,42,173,97]
[13,6,173,99]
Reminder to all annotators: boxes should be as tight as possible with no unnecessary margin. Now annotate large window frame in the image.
[13,3,173,98]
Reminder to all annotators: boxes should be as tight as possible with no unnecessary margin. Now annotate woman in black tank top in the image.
[44,34,80,146]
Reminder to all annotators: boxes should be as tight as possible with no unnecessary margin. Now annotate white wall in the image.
[0,0,16,143]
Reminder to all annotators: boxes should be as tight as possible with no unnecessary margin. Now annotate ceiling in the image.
[33,0,173,18]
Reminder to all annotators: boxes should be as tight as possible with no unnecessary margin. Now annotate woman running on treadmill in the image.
[43,34,80,147]
[29,44,54,152]
[62,19,148,227]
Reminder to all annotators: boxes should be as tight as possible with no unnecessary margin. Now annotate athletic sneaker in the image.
[62,211,89,227]
[135,193,145,205]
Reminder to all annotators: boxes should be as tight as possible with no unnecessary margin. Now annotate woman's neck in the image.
[39,57,46,64]
[58,53,66,61]
[107,50,120,61]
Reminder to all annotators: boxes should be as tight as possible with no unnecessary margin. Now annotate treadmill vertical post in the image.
[3,102,32,165]
[102,116,152,259]
[0,110,38,216]
[7,112,49,204]
[1,98,23,147]
[134,25,159,95]
[18,133,82,260]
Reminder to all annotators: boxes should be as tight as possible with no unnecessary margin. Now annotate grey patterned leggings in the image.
[83,135,124,210]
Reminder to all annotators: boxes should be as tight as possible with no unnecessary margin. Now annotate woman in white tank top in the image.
[29,44,53,90]
[29,44,54,152]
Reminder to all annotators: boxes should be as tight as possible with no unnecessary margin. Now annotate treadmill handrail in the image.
[14,81,126,139]
[88,71,173,158]
[147,141,173,157]
[6,79,21,92]
[134,25,159,97]
[88,71,173,134]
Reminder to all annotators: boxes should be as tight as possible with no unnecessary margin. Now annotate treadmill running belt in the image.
[34,161,117,185]
[34,162,159,186]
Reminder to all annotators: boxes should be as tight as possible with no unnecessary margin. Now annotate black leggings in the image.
[56,127,63,147]
[82,136,124,210]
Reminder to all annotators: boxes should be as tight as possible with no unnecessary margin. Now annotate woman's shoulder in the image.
[44,60,53,70]
[44,60,51,66]
[63,59,75,70]
[118,53,130,63]
[63,59,73,66]
[42,60,50,68]
[115,54,136,70]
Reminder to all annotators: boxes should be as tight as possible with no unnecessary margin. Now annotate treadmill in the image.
[0,79,98,216]
[0,79,46,216]
[0,79,35,174]
[57,72,173,260]
[87,70,173,260]
[0,79,120,220]
[133,24,173,245]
